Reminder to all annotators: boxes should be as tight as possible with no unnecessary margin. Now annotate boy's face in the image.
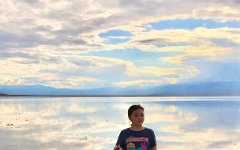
[129,108,144,127]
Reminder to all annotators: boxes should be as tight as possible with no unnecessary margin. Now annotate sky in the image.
[0,0,240,89]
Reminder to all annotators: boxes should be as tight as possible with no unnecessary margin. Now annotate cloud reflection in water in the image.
[0,97,239,150]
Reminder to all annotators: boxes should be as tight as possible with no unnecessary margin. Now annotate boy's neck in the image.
[130,125,144,131]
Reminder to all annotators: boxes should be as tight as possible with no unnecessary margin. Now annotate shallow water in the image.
[0,96,239,150]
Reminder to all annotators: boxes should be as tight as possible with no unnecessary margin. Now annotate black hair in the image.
[128,104,144,118]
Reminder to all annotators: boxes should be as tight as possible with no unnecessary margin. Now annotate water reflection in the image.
[0,97,239,150]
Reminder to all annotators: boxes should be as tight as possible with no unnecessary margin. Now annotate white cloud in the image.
[0,100,128,150]
[0,52,199,88]
[1,0,239,52]
[0,98,239,150]
[156,127,240,150]
[0,0,239,88]
[145,106,198,124]
[67,103,100,113]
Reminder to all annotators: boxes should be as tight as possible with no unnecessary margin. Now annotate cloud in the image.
[181,60,240,83]
[0,52,198,88]
[144,104,198,123]
[113,79,166,87]
[1,0,240,52]
[0,100,125,150]
[0,55,133,88]
[0,0,239,89]
[127,27,239,55]
[151,101,240,150]
[0,98,239,150]
[157,127,240,150]
[113,66,199,86]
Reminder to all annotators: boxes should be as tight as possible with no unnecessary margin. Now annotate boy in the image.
[114,104,157,150]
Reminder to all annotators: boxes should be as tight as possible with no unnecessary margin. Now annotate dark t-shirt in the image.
[116,127,156,150]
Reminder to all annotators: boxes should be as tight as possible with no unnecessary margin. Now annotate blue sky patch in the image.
[103,37,131,44]
[86,48,184,68]
[99,30,132,37]
[149,19,240,30]
[99,30,132,44]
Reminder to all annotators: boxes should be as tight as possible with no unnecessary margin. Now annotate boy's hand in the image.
[114,145,122,150]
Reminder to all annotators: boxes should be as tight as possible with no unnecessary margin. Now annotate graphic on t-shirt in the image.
[126,137,148,150]
[127,142,135,149]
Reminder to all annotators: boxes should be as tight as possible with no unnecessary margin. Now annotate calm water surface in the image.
[0,96,239,150]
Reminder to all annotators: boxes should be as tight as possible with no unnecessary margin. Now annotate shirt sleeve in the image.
[116,131,124,147]
[150,129,157,148]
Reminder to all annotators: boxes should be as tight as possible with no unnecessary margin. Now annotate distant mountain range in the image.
[0,81,240,96]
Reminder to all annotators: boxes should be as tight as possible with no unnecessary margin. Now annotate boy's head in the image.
[128,104,144,118]
[128,104,145,126]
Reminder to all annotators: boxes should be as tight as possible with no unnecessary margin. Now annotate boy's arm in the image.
[151,146,157,150]
[114,145,122,150]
